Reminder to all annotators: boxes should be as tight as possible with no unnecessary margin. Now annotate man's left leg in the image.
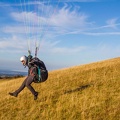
[26,75,38,100]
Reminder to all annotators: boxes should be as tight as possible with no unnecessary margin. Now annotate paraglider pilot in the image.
[9,55,38,100]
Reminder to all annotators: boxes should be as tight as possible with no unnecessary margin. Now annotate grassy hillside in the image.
[0,57,120,120]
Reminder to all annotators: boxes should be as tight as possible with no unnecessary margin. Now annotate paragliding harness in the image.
[28,57,48,83]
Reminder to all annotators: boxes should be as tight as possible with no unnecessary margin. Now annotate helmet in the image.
[20,55,28,66]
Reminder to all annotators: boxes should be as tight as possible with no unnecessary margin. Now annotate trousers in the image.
[14,75,37,95]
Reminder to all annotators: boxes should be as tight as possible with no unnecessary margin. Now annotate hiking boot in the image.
[9,92,18,97]
[34,92,38,100]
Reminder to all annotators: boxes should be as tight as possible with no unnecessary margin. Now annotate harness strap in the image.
[38,67,41,82]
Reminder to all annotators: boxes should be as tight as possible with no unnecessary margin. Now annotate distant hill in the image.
[0,57,120,120]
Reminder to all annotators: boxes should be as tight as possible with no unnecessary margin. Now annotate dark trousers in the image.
[15,75,37,96]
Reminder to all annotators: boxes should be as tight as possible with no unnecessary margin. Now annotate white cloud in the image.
[0,1,42,7]
[3,25,43,34]
[11,12,47,25]
[50,46,86,54]
[8,3,120,38]
[51,0,97,2]
[93,43,120,58]
[0,34,86,56]
[7,4,90,37]
[1,2,120,41]
[0,0,98,7]
[0,35,26,51]
[40,39,87,54]
[80,32,120,36]
[1,2,120,58]
[48,6,89,29]
[106,18,118,29]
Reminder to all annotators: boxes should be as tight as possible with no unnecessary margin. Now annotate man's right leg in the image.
[9,77,27,97]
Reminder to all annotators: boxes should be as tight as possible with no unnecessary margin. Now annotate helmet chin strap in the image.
[22,62,27,68]
[24,65,26,68]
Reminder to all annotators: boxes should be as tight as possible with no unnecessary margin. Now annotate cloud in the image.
[40,39,87,55]
[59,17,120,36]
[7,3,120,38]
[106,18,118,29]
[0,35,27,52]
[0,34,86,56]
[0,1,42,7]
[92,43,120,58]
[59,0,97,2]
[1,1,120,57]
[11,12,47,25]
[51,46,86,54]
[4,3,90,37]
[1,1,120,40]
[74,31,120,36]
[0,0,98,7]
[48,6,89,29]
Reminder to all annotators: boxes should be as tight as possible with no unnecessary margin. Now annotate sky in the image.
[0,0,120,71]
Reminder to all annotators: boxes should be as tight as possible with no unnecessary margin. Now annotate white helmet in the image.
[20,55,28,66]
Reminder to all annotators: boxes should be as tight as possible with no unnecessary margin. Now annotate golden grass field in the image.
[0,57,120,120]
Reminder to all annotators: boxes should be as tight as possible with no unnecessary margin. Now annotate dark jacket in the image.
[29,66,37,76]
[28,65,48,83]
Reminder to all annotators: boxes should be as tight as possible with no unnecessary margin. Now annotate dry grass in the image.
[0,57,120,120]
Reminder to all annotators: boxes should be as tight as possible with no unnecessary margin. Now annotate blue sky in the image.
[0,0,120,71]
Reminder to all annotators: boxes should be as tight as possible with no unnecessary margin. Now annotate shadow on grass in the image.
[64,84,91,94]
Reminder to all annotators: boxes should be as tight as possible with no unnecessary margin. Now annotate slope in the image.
[0,57,120,120]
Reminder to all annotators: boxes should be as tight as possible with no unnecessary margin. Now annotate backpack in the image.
[28,57,48,83]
